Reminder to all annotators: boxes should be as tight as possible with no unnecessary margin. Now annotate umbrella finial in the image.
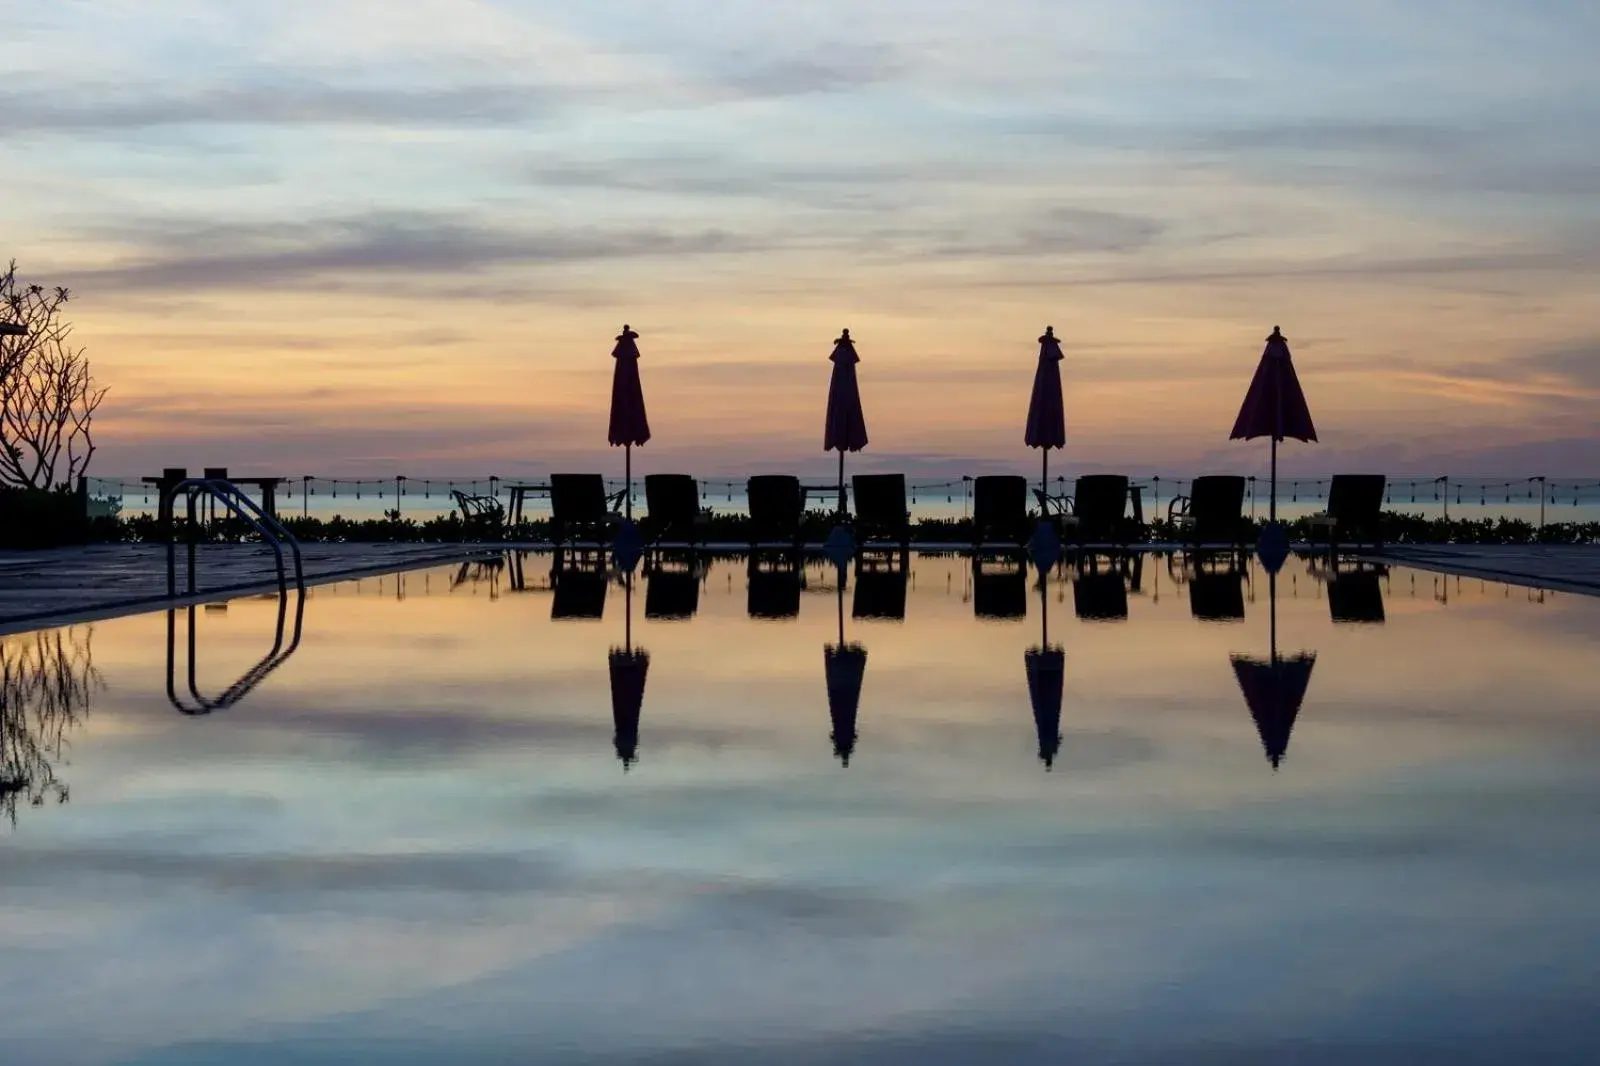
[1271,325,1281,337]
[618,323,638,341]
[839,327,851,341]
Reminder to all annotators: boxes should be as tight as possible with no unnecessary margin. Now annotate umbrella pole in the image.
[1269,570,1277,661]
[838,449,846,519]
[625,444,633,521]
[1269,436,1278,524]
[1042,449,1048,511]
[625,572,633,652]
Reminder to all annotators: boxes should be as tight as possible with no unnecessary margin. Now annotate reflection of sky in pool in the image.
[3,554,1598,1065]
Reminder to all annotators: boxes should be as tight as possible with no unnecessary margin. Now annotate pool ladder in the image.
[162,476,304,597]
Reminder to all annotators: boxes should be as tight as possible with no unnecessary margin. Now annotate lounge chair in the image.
[747,556,802,619]
[852,567,907,620]
[643,474,706,547]
[1328,569,1386,624]
[549,474,623,546]
[852,474,910,548]
[972,556,1026,619]
[645,567,700,620]
[973,475,1029,547]
[1068,475,1137,544]
[450,488,504,540]
[1308,475,1387,548]
[747,475,805,548]
[1168,475,1248,546]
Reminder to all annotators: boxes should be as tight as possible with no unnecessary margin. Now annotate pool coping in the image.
[0,546,499,636]
[5,541,1594,635]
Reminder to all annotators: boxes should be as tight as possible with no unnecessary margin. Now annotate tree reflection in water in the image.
[0,626,100,826]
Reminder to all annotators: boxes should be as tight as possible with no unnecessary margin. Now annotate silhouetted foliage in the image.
[1,626,100,825]
[0,261,105,491]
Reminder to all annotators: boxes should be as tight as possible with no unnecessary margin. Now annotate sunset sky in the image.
[3,1,1597,477]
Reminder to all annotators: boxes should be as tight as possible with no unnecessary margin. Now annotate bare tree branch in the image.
[0,261,105,490]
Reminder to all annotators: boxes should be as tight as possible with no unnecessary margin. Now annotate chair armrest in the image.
[1167,495,1191,521]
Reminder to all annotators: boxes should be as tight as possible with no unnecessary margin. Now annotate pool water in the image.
[2,553,1598,1065]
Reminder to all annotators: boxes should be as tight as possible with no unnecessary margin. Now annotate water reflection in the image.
[645,557,702,621]
[609,574,649,769]
[825,563,868,765]
[749,552,804,620]
[0,626,98,824]
[1327,561,1388,624]
[1026,574,1065,770]
[1170,551,1250,622]
[1231,571,1317,770]
[973,555,1027,619]
[165,586,305,715]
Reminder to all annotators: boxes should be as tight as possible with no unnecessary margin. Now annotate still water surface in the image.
[2,553,1598,1064]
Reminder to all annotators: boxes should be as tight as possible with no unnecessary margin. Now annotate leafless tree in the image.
[1,260,107,490]
[0,625,100,826]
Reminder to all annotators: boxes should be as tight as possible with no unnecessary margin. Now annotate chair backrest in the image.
[550,566,607,619]
[1188,570,1245,622]
[645,569,700,620]
[747,475,803,534]
[1327,475,1386,522]
[1073,569,1128,621]
[550,474,609,522]
[1190,476,1246,525]
[645,474,699,528]
[747,566,801,619]
[1185,475,1246,543]
[852,568,907,620]
[1329,571,1386,624]
[851,473,907,527]
[973,476,1027,527]
[1073,475,1129,525]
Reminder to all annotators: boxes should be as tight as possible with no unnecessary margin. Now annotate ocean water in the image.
[89,475,1600,527]
[1,553,1598,1064]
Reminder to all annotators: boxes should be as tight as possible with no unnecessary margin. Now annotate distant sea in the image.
[90,475,1600,526]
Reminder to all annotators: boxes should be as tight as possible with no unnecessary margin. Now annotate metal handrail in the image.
[166,584,305,715]
[163,477,304,596]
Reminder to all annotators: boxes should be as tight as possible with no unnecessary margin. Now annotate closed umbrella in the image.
[608,324,651,520]
[1230,570,1315,770]
[1025,325,1067,503]
[608,575,649,769]
[823,564,867,766]
[1230,326,1316,525]
[824,328,868,517]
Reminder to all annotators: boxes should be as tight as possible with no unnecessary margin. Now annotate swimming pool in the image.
[2,552,1596,1064]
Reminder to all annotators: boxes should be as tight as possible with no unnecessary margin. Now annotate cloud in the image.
[62,212,758,294]
[0,83,557,134]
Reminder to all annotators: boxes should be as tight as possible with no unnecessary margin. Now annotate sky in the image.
[2,1,1598,478]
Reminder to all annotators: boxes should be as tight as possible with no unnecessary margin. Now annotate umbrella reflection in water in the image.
[609,573,649,770]
[1026,566,1065,770]
[1230,570,1316,770]
[824,563,867,766]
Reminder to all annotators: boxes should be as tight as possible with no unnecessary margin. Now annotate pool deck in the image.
[0,542,496,635]
[1,541,1595,634]
[1370,545,1600,598]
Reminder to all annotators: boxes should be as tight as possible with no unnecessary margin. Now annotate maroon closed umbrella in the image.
[1230,326,1316,524]
[824,329,868,516]
[1025,326,1067,502]
[1230,572,1315,770]
[608,324,651,519]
